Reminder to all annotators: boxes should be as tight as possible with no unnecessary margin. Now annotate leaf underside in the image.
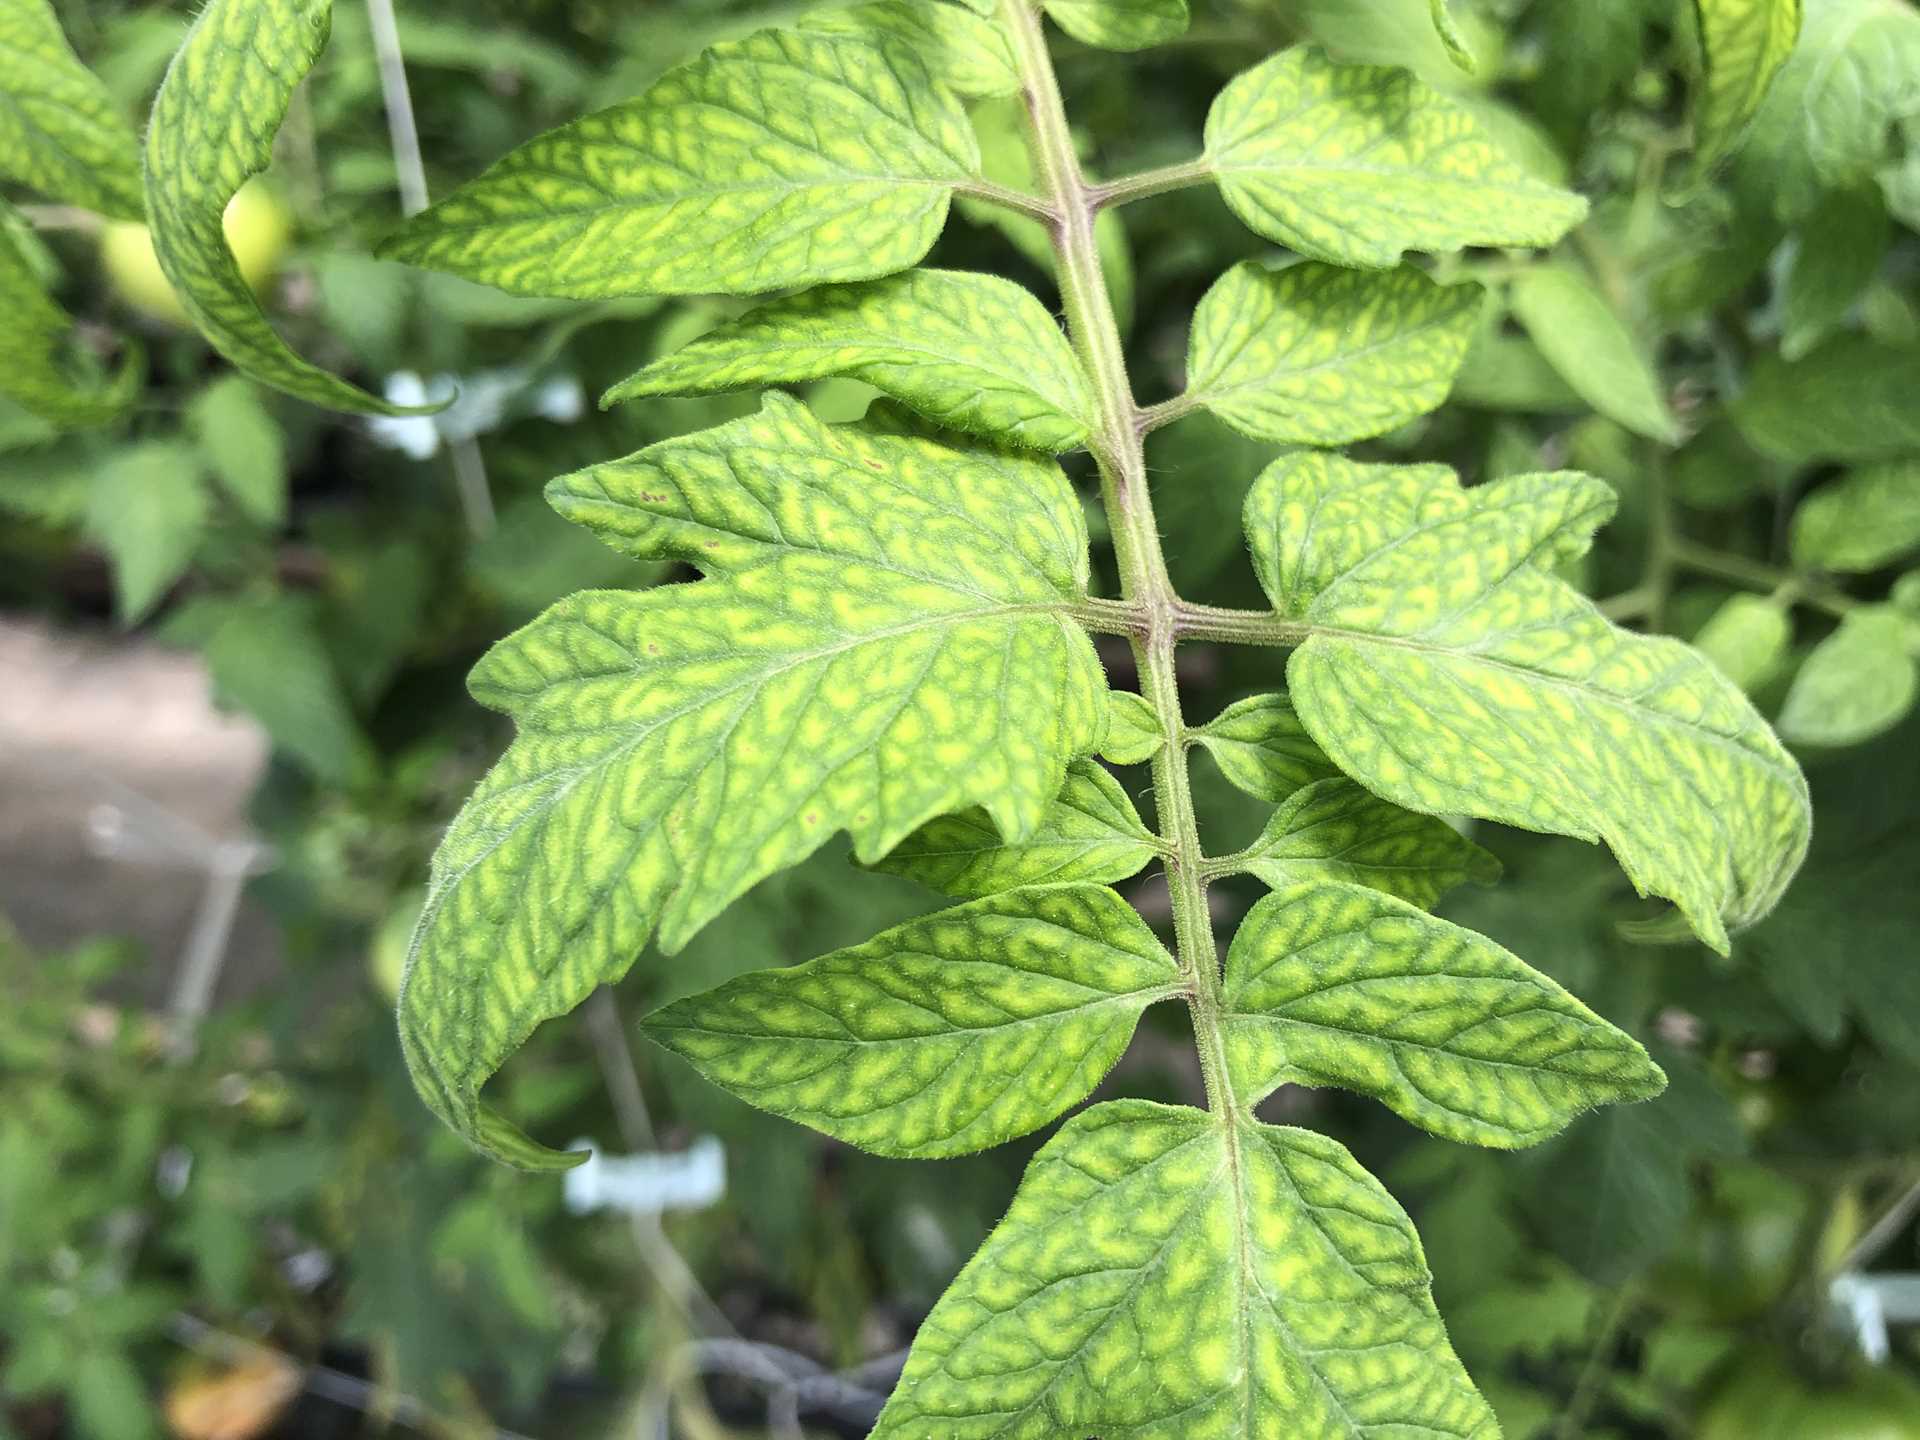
[1042,0,1190,52]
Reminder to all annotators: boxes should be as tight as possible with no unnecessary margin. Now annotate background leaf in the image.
[1510,265,1679,443]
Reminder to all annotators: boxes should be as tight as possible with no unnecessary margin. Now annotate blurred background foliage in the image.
[3,0,1920,1437]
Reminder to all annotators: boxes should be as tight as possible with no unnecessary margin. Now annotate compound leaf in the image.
[401,395,1106,1167]
[1204,47,1587,269]
[1099,690,1164,764]
[144,0,418,415]
[871,1100,1497,1440]
[801,0,1018,98]
[1222,880,1666,1148]
[1184,261,1479,446]
[606,269,1094,451]
[377,28,978,298]
[1790,460,1920,573]
[0,206,139,427]
[1041,0,1189,52]
[1691,0,1803,168]
[869,759,1158,898]
[1777,608,1918,748]
[642,885,1178,1158]
[1193,691,1339,802]
[1239,776,1499,910]
[1510,265,1679,444]
[1246,454,1810,952]
[0,0,144,219]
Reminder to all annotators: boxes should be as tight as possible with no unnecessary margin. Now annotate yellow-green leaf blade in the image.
[1246,455,1811,951]
[801,0,1018,97]
[1193,691,1339,802]
[401,400,1107,1167]
[143,0,416,415]
[1241,776,1499,910]
[1692,0,1803,167]
[1222,880,1666,1148]
[1203,47,1588,269]
[643,885,1178,1158]
[377,28,978,298]
[1042,0,1189,52]
[605,270,1094,451]
[1099,689,1165,764]
[0,0,144,219]
[868,759,1158,898]
[1510,265,1679,444]
[1185,260,1480,446]
[871,1099,1497,1439]
[1429,0,1478,74]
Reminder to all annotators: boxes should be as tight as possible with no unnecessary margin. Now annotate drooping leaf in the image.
[1790,460,1920,573]
[1429,0,1478,73]
[1734,336,1920,463]
[1183,261,1480,446]
[401,395,1106,1166]
[1192,691,1339,802]
[642,885,1177,1158]
[143,0,416,415]
[1777,608,1918,748]
[1509,265,1679,444]
[1203,46,1588,268]
[1099,690,1164,764]
[1041,0,1189,52]
[1221,880,1666,1148]
[86,441,208,622]
[869,759,1158,898]
[1245,454,1810,951]
[1691,0,1804,168]
[871,1100,1497,1440]
[378,28,979,298]
[0,206,139,427]
[1451,329,1586,415]
[1692,594,1792,692]
[0,0,144,218]
[605,270,1094,451]
[1780,187,1889,360]
[187,376,287,526]
[1238,776,1499,909]
[801,0,1018,97]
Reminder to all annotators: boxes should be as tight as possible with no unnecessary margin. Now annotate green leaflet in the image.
[1099,690,1164,764]
[800,1,1018,97]
[1693,594,1792,692]
[144,0,416,415]
[1691,0,1803,168]
[1192,692,1339,801]
[870,1100,1497,1440]
[187,377,288,526]
[0,207,139,427]
[1734,336,1920,463]
[1203,47,1588,269]
[1183,261,1480,446]
[1221,881,1666,1148]
[1778,608,1919,748]
[401,395,1107,1167]
[1790,460,1920,573]
[642,885,1178,1158]
[1041,0,1189,52]
[869,758,1158,898]
[605,270,1095,451]
[86,440,208,622]
[1780,187,1889,360]
[1510,265,1680,444]
[1237,776,1499,910]
[377,28,979,298]
[1429,0,1478,73]
[0,0,144,219]
[1245,454,1810,952]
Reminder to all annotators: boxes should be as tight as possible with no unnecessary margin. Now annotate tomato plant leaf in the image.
[1041,0,1189,52]
[1222,881,1666,1148]
[401,395,1107,1167]
[377,28,979,298]
[1692,594,1792,692]
[1777,608,1919,748]
[187,376,288,526]
[0,0,144,219]
[1790,460,1920,573]
[1734,335,1920,463]
[1246,454,1811,951]
[869,759,1158,898]
[1510,265,1679,444]
[1192,691,1339,802]
[1099,690,1164,764]
[1238,777,1499,910]
[85,440,208,622]
[871,1100,1497,1440]
[1203,47,1588,268]
[143,0,422,415]
[801,0,1018,98]
[642,884,1178,1158]
[1690,0,1803,168]
[605,269,1094,451]
[1184,261,1480,446]
[1429,0,1478,73]
[1780,186,1889,360]
[0,207,139,427]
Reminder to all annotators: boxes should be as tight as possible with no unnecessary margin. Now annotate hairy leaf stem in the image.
[1000,0,1238,1118]
[1087,157,1216,210]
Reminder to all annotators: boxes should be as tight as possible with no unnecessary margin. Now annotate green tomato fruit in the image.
[1700,1353,1920,1440]
[100,179,292,327]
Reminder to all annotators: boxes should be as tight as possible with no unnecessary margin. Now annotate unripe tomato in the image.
[100,178,292,327]
[1699,1354,1920,1440]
